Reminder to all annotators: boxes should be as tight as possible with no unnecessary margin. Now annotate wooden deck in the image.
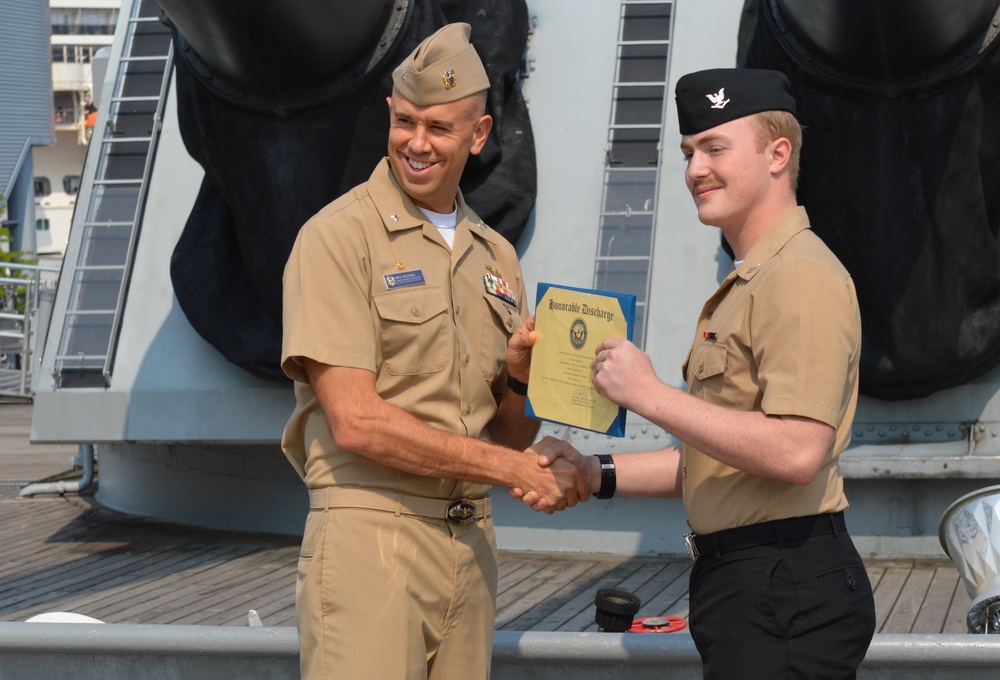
[0,403,973,632]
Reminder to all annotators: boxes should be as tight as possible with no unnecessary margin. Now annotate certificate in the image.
[525,282,636,437]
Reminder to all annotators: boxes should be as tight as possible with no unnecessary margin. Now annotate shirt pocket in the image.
[480,292,521,382]
[689,342,728,391]
[373,287,452,376]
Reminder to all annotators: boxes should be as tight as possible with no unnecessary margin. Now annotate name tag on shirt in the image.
[384,270,426,289]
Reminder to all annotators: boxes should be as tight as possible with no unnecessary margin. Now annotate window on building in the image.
[37,218,51,231]
[34,177,52,197]
[80,9,116,35]
[53,91,78,125]
[63,176,82,195]
[50,8,118,36]
[50,10,72,35]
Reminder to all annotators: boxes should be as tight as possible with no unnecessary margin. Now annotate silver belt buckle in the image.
[446,498,478,525]
[683,533,699,560]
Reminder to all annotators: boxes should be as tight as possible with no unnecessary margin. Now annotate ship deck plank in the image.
[912,565,963,634]
[0,403,975,633]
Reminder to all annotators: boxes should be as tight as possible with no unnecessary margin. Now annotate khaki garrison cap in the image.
[392,22,490,106]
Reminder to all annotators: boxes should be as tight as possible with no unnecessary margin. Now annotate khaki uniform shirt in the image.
[682,207,860,534]
[281,159,526,499]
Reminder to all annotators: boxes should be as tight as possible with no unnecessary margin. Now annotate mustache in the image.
[691,179,723,194]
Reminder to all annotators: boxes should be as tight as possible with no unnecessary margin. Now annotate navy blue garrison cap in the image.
[675,68,797,135]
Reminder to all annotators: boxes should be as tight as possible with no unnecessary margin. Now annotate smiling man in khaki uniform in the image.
[518,69,876,678]
[281,22,589,680]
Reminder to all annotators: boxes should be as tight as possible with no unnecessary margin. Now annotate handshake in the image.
[509,436,600,514]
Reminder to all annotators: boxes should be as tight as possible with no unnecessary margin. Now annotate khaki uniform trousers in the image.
[297,489,498,679]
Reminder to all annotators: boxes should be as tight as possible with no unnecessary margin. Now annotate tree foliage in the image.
[0,195,37,315]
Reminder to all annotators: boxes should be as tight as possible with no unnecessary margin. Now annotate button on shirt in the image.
[682,207,861,534]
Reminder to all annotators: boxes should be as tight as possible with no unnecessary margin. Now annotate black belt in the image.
[684,511,846,560]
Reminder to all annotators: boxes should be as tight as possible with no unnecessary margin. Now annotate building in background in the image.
[0,0,53,257]
[32,0,120,263]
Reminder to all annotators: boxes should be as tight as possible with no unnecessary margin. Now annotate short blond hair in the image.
[752,110,803,190]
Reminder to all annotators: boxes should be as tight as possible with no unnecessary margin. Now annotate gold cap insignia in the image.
[442,69,457,90]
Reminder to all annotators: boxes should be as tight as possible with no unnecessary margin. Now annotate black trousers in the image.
[688,530,875,679]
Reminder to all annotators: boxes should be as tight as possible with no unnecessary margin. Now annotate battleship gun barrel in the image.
[741,0,1000,399]
[156,0,536,381]
[157,0,407,100]
[762,0,1000,91]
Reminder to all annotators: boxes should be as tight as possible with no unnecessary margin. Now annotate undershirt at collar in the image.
[419,204,458,248]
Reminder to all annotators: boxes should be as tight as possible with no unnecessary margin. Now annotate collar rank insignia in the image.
[483,272,516,305]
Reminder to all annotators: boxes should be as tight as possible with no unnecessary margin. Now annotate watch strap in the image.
[506,375,528,395]
[594,454,616,499]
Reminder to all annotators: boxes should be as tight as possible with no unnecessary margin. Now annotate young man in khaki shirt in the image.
[518,68,876,679]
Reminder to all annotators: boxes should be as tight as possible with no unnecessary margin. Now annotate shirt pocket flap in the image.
[690,343,727,381]
[482,292,520,333]
[373,287,449,325]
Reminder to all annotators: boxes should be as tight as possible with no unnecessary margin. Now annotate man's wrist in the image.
[593,454,616,499]
[506,375,528,395]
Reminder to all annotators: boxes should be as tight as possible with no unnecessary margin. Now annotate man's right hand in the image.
[590,337,658,413]
[510,437,599,513]
[506,437,590,513]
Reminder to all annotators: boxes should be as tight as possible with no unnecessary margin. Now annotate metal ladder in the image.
[52,0,173,387]
[593,0,675,347]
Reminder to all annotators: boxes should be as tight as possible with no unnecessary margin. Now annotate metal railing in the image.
[0,262,60,398]
[0,627,995,679]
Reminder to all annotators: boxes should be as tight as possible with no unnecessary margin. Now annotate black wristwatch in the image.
[593,454,616,499]
[506,375,528,395]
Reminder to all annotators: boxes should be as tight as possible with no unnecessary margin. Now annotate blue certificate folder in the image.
[525,282,636,438]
